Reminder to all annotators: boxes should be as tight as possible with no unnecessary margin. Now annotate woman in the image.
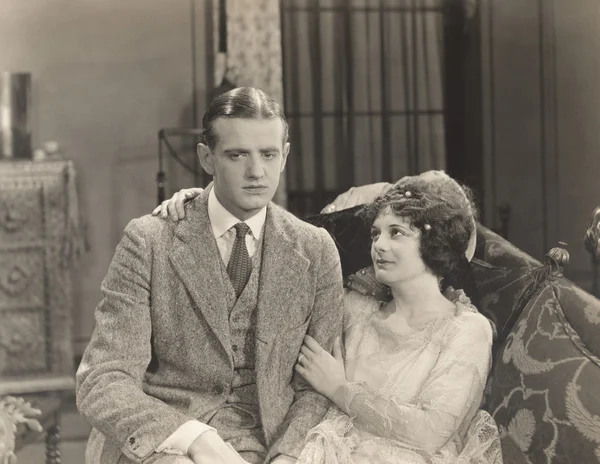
[294,174,502,463]
[153,172,502,463]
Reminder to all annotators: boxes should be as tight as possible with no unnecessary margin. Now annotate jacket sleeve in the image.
[266,227,344,461]
[76,218,194,463]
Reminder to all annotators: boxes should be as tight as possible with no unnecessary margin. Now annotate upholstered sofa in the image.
[305,204,600,464]
[472,225,600,463]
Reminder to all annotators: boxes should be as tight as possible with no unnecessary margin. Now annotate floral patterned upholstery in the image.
[556,281,600,359]
[484,279,600,463]
[464,225,600,462]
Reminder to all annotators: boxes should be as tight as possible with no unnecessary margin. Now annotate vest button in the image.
[213,385,224,395]
[232,344,238,352]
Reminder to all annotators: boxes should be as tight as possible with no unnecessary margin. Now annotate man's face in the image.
[198,118,289,220]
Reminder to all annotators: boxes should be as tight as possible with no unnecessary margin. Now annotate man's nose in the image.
[245,155,264,178]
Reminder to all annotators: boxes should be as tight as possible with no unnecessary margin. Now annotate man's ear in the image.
[280,142,290,173]
[197,143,214,175]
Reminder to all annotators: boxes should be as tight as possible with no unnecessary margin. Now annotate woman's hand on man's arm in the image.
[295,335,348,407]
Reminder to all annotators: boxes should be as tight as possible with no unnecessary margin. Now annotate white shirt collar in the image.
[207,187,266,240]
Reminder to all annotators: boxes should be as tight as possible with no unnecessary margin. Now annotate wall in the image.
[554,0,600,287]
[0,0,211,354]
[479,0,600,289]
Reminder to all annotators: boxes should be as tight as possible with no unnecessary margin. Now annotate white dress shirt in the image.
[157,188,266,456]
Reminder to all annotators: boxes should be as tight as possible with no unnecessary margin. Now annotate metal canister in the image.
[0,72,32,159]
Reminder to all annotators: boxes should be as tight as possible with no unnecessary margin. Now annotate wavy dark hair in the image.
[359,173,477,279]
[201,87,289,150]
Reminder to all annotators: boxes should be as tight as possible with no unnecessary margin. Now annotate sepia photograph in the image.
[1,0,599,463]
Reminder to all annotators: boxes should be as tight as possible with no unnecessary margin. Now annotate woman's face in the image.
[370,211,428,286]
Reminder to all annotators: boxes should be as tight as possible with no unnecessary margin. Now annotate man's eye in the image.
[263,152,277,159]
[230,153,244,160]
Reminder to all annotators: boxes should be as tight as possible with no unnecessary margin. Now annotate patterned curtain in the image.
[213,0,287,206]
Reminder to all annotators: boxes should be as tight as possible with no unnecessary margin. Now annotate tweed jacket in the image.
[76,186,344,463]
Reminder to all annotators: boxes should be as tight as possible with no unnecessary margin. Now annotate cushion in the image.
[554,281,600,358]
[484,279,600,463]
[474,226,541,268]
[320,182,393,214]
[304,206,374,279]
[471,226,541,343]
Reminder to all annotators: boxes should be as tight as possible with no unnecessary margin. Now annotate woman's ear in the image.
[197,143,214,175]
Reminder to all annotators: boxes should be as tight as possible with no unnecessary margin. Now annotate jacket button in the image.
[232,344,238,352]
[128,437,136,445]
[214,385,224,395]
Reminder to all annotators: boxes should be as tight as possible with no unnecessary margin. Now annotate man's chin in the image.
[241,189,272,202]
[239,197,270,212]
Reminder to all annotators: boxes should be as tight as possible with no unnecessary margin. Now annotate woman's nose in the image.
[373,235,388,251]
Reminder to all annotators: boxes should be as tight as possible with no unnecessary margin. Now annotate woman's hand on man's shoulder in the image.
[151,188,204,221]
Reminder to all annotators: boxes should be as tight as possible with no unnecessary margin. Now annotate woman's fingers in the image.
[160,200,170,218]
[174,188,202,220]
[294,362,307,376]
[332,336,343,360]
[302,334,322,353]
[175,191,187,219]
[152,187,202,221]
[187,187,204,198]
[299,345,312,362]
[168,191,181,221]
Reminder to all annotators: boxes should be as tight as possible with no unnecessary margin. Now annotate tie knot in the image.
[233,222,250,237]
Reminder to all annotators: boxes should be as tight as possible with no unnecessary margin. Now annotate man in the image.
[76,87,344,464]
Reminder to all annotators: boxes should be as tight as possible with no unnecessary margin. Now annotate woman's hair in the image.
[201,87,289,150]
[359,172,478,279]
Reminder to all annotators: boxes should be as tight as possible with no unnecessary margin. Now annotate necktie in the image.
[227,222,252,298]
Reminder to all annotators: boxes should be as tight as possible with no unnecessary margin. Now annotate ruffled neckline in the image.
[367,288,478,341]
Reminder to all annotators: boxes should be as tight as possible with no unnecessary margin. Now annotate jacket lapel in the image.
[169,186,232,358]
[255,205,310,345]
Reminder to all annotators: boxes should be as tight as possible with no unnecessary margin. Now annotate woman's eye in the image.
[370,231,380,240]
[391,228,404,237]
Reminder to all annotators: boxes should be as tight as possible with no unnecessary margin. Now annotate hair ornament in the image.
[424,224,432,231]
[404,191,412,197]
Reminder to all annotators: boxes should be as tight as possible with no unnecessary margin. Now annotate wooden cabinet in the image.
[0,160,82,395]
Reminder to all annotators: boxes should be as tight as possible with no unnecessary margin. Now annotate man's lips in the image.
[243,185,268,192]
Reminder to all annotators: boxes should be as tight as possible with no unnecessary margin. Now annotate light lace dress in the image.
[297,288,503,464]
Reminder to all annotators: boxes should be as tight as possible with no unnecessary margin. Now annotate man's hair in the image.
[359,173,477,280]
[201,87,289,150]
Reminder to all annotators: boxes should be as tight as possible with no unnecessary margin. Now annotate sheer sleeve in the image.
[341,312,493,453]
